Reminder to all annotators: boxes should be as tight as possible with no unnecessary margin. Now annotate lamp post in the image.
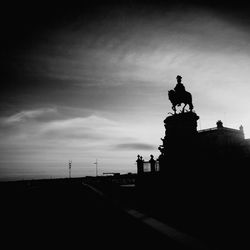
[69,160,72,178]
[93,159,98,177]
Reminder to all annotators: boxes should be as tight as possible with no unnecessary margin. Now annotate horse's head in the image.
[168,89,175,99]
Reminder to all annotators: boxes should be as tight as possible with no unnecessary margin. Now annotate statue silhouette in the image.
[174,75,186,95]
[168,75,193,113]
[149,154,156,172]
[136,155,144,174]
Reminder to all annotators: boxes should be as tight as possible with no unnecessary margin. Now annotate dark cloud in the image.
[1,0,250,114]
[41,127,106,141]
[115,142,155,150]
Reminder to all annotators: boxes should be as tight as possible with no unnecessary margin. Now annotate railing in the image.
[142,161,160,173]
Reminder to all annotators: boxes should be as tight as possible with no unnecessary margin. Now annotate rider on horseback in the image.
[174,75,186,106]
[168,75,193,113]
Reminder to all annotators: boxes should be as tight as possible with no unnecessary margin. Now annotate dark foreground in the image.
[1,176,249,250]
[1,178,190,250]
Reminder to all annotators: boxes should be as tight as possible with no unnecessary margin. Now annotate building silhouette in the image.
[198,120,249,158]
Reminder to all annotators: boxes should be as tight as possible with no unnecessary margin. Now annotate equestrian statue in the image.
[168,75,193,113]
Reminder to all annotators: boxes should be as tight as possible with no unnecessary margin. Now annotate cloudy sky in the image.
[1,0,250,180]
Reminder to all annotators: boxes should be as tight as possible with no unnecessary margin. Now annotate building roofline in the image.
[198,126,242,134]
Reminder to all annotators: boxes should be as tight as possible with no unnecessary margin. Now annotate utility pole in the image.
[93,159,98,177]
[69,160,72,178]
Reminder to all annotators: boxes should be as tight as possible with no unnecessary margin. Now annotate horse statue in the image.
[168,89,193,113]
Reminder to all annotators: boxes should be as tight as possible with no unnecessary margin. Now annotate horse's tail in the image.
[188,92,193,110]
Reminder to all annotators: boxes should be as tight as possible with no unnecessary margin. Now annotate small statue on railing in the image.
[168,75,193,113]
[136,155,144,175]
[149,154,156,172]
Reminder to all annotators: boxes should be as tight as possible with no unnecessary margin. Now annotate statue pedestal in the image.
[160,111,199,160]
[158,111,200,187]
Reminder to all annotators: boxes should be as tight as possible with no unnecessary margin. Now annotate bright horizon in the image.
[1,1,250,181]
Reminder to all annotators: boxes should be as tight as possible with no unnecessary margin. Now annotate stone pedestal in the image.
[158,111,200,188]
[159,112,199,162]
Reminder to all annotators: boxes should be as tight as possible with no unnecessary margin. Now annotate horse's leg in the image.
[189,102,193,111]
[172,105,176,114]
[182,103,186,113]
[188,92,193,111]
[174,106,176,114]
